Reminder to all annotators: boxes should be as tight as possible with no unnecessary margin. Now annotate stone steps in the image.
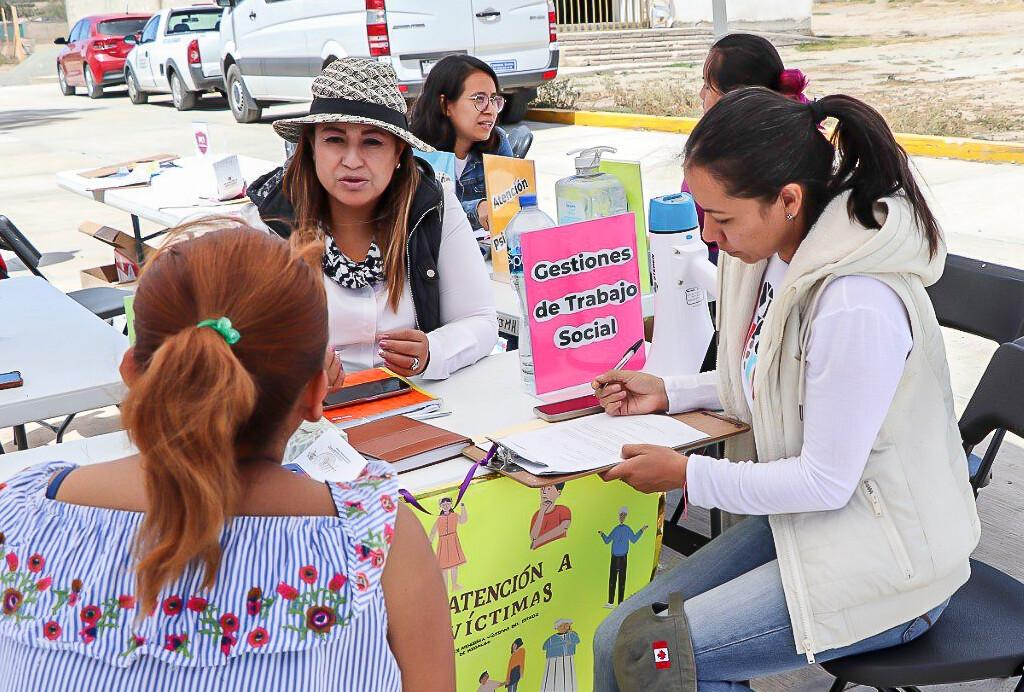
[558,27,714,67]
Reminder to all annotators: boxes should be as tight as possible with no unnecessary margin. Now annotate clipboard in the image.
[462,410,749,488]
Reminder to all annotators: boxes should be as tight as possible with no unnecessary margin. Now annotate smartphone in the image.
[0,371,23,391]
[324,376,410,410]
[534,394,604,423]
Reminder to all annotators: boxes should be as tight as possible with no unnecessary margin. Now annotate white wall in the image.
[64,0,176,24]
[670,0,812,25]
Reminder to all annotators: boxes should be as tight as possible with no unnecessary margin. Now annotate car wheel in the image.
[126,68,148,105]
[170,71,198,111]
[226,64,262,124]
[85,65,103,99]
[501,89,535,124]
[57,64,75,96]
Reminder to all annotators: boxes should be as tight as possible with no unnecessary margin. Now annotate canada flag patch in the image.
[652,640,671,669]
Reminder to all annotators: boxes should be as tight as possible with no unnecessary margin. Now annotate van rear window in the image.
[166,10,222,34]
[97,18,149,36]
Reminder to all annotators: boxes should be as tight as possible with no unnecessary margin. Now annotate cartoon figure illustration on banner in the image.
[476,670,505,692]
[541,618,582,692]
[599,506,648,607]
[429,497,468,592]
[506,637,526,692]
[530,483,572,550]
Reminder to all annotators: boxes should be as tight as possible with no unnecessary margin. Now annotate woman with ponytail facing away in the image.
[0,224,454,692]
[591,89,980,691]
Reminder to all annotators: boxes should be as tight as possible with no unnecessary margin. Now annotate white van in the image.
[214,0,559,124]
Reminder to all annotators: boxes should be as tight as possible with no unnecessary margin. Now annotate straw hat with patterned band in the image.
[272,58,434,153]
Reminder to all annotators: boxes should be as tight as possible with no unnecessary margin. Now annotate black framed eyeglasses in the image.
[466,93,505,113]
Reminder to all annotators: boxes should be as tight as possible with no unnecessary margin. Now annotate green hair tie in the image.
[196,317,241,345]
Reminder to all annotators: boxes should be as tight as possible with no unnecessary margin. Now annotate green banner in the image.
[599,159,650,294]
[414,473,661,691]
[124,295,136,344]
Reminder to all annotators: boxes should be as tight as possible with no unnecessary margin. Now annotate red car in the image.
[55,13,152,99]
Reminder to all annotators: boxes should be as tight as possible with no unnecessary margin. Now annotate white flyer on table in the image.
[492,413,706,475]
[289,426,368,483]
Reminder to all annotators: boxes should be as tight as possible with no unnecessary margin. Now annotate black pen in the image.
[612,338,644,371]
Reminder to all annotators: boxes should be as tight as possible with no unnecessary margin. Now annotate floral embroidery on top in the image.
[0,460,399,663]
[277,566,349,641]
[2,551,54,623]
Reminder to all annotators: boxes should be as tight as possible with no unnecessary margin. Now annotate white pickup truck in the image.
[123,5,225,111]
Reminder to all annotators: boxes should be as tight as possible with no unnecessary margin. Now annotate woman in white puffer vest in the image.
[591,89,981,692]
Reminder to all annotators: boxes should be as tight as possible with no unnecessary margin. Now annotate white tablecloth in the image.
[56,155,278,228]
[0,277,128,429]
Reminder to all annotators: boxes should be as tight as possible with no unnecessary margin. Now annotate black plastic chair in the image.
[823,337,1024,692]
[0,215,130,321]
[927,254,1024,491]
[505,123,534,159]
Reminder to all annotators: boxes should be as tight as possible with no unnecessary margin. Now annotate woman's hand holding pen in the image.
[591,370,669,416]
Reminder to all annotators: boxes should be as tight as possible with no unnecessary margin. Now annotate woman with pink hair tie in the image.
[685,33,812,263]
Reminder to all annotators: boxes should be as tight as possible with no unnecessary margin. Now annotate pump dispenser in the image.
[555,146,628,224]
[644,192,717,377]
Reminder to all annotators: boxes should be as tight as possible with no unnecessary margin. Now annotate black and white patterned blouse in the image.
[322,234,385,290]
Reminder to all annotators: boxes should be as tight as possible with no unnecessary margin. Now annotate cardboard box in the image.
[79,221,159,283]
[79,154,178,179]
[80,264,138,290]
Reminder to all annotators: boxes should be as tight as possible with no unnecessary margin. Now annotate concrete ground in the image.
[2,81,1024,691]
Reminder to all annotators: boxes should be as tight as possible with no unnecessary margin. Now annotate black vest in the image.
[248,159,445,333]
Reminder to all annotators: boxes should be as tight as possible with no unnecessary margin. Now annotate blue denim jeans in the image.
[593,515,948,691]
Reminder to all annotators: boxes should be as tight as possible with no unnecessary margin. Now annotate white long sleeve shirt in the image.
[667,263,913,515]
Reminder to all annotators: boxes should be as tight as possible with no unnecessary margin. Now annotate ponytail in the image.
[123,325,257,615]
[816,94,941,257]
[684,88,941,257]
[122,225,328,617]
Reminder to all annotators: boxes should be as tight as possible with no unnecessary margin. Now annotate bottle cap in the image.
[518,193,538,208]
[648,192,700,234]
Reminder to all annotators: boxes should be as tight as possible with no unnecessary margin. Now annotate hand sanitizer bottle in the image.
[555,146,628,224]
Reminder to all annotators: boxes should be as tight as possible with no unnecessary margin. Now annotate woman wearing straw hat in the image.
[246,58,497,384]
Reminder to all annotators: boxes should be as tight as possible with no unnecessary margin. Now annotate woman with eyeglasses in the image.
[410,55,514,234]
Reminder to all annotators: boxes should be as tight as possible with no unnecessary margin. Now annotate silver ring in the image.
[411,357,420,371]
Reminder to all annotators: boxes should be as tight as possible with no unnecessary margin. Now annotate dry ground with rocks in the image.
[539,0,1024,141]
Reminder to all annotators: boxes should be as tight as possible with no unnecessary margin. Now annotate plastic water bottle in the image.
[644,192,716,377]
[504,194,556,393]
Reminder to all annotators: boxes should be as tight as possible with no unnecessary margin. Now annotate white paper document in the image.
[492,414,706,475]
[84,164,156,191]
[285,426,368,483]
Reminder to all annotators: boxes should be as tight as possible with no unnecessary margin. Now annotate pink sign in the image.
[521,213,646,395]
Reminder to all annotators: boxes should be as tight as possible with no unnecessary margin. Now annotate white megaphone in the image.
[644,192,717,378]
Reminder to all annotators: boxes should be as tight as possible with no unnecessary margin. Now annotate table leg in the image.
[663,522,710,556]
[13,425,28,451]
[131,213,144,267]
[710,508,723,538]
